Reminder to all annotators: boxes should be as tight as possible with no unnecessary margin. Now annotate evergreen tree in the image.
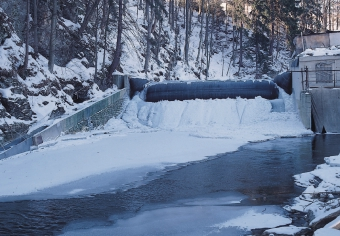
[249,0,270,77]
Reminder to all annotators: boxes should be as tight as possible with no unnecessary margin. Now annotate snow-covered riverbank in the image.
[283,152,340,235]
[0,92,310,198]
[2,91,331,235]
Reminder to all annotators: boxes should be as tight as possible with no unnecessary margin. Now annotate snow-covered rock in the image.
[262,226,312,236]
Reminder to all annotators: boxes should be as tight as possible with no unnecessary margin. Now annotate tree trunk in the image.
[23,0,30,79]
[204,0,209,58]
[198,0,202,22]
[207,9,214,79]
[269,0,274,56]
[204,0,210,79]
[329,0,332,30]
[102,3,111,75]
[184,0,190,65]
[48,0,57,73]
[169,0,172,28]
[94,5,99,78]
[171,0,175,29]
[108,0,123,78]
[196,0,204,63]
[238,21,243,72]
[78,0,101,36]
[144,0,154,74]
[156,20,162,64]
[323,0,328,31]
[174,24,179,67]
[100,0,108,31]
[33,0,39,57]
[231,3,236,66]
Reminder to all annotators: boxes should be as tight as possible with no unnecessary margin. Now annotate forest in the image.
[2,0,339,80]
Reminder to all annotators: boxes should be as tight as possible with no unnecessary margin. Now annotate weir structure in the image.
[291,55,340,133]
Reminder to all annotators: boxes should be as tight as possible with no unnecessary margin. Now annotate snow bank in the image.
[314,228,340,236]
[214,209,291,230]
[263,226,311,235]
[288,153,340,233]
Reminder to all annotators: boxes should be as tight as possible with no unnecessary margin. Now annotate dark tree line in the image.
[16,0,340,81]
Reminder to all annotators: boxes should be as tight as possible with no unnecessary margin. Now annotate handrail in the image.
[290,68,340,90]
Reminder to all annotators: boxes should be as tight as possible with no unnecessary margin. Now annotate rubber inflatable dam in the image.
[129,78,280,102]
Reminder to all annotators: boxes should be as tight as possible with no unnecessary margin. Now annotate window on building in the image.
[315,63,332,83]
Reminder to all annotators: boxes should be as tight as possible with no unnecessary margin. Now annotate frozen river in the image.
[1,134,340,235]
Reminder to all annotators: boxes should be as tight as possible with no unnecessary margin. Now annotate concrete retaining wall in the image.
[299,92,311,130]
[311,88,340,133]
[33,89,128,145]
[0,138,32,160]
[0,75,130,160]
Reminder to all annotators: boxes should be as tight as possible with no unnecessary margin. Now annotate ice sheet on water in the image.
[176,191,247,206]
[61,203,288,236]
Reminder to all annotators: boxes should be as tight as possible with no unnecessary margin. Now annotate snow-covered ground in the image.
[285,152,340,234]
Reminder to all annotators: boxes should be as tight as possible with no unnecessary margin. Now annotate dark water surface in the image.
[1,134,340,235]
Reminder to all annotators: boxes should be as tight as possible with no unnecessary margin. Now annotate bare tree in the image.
[94,5,99,78]
[323,0,328,31]
[100,0,108,31]
[144,0,155,74]
[184,0,191,65]
[78,0,102,36]
[108,0,123,78]
[23,0,30,78]
[32,0,39,57]
[48,0,57,73]
[196,0,204,64]
[238,21,243,72]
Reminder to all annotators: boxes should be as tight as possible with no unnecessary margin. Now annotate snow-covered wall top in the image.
[298,46,340,58]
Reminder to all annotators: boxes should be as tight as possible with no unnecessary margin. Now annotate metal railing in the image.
[291,67,340,90]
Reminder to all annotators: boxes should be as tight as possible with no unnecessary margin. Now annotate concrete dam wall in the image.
[311,88,340,133]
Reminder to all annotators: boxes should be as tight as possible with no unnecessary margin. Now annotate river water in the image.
[1,134,340,235]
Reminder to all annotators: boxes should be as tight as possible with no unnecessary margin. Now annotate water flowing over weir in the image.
[122,90,296,133]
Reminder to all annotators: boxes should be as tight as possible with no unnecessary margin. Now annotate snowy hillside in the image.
[121,2,292,81]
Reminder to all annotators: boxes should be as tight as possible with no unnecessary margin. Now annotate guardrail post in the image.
[301,68,304,90]
[304,66,309,90]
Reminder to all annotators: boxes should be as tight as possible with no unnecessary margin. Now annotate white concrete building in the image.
[290,39,340,133]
